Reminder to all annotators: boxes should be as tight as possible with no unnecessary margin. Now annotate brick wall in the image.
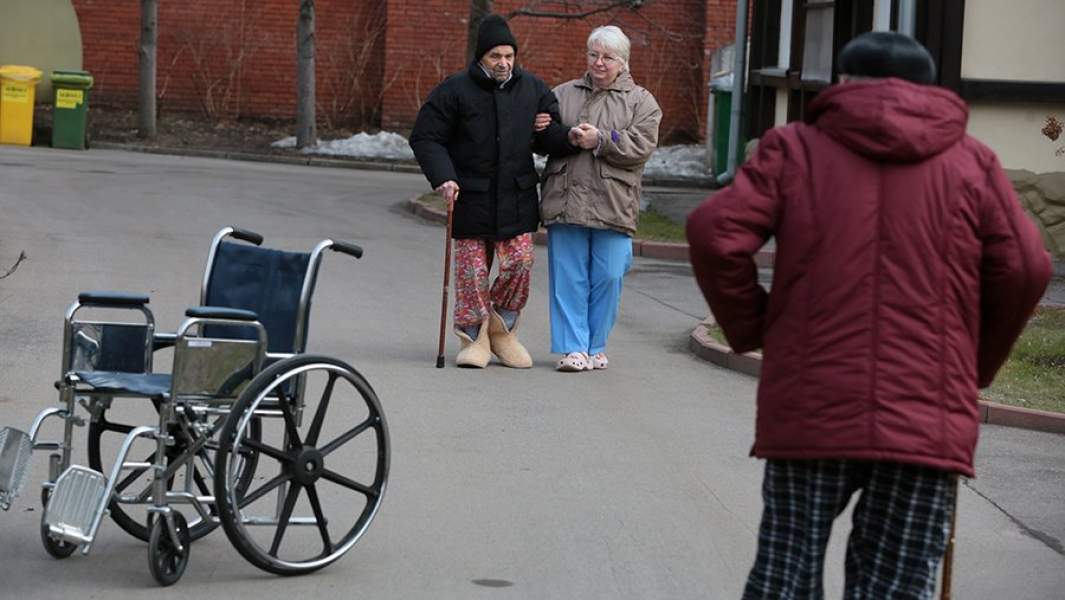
[72,0,734,141]
[72,0,385,126]
[383,0,735,142]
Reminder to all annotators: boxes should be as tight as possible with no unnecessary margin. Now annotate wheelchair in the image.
[0,227,390,585]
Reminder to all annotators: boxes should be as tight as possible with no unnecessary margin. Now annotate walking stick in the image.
[940,474,960,599]
[436,193,455,368]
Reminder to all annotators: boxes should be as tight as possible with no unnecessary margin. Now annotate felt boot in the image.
[488,309,533,369]
[455,321,491,368]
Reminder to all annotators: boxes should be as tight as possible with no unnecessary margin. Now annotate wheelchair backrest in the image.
[202,241,312,354]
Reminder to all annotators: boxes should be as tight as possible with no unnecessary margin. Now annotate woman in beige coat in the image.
[535,25,662,372]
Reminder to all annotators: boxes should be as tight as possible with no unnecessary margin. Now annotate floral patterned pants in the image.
[453,234,534,328]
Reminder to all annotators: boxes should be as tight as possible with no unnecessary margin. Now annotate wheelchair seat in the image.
[73,371,172,398]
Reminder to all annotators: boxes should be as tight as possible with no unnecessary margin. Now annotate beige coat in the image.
[540,72,662,236]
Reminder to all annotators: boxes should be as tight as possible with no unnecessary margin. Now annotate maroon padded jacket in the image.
[686,79,1052,476]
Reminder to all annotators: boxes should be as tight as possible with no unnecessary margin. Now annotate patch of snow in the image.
[272,131,415,160]
[644,145,711,179]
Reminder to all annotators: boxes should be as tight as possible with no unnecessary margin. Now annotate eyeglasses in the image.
[586,51,621,66]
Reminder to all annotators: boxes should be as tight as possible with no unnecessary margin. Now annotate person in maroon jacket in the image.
[686,32,1051,599]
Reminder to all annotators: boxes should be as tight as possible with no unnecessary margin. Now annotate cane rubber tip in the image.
[436,356,445,368]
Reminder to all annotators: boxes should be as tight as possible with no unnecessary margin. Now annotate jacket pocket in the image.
[458,176,491,192]
[599,162,640,187]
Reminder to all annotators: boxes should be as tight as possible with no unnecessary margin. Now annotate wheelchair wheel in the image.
[214,355,389,576]
[40,510,78,559]
[87,405,261,542]
[147,511,191,586]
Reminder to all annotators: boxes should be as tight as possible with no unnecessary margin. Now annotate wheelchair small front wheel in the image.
[40,513,78,559]
[148,511,191,586]
[215,355,389,576]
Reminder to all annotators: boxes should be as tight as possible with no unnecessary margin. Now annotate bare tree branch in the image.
[506,0,645,20]
[0,251,26,280]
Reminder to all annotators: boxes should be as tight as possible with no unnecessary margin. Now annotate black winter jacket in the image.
[410,62,575,239]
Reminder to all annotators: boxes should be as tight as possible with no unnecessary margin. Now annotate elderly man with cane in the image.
[411,14,574,369]
[687,32,1051,599]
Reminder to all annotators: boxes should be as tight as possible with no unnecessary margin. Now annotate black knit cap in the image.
[476,15,517,60]
[838,31,936,84]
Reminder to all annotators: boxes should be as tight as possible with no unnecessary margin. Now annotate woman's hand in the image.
[571,123,601,150]
[534,112,552,132]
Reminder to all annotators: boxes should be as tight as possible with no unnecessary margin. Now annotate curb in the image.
[407,197,775,265]
[91,142,424,175]
[689,319,1065,436]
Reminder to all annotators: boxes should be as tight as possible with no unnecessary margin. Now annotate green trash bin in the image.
[711,88,732,176]
[710,75,745,177]
[50,70,93,150]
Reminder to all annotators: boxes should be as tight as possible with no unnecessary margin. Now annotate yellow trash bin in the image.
[0,65,43,146]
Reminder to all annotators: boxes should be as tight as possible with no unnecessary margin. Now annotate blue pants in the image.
[546,224,632,355]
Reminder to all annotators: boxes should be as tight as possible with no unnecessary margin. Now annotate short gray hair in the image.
[587,26,631,70]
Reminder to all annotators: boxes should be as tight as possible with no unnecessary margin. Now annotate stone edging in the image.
[689,320,1065,436]
[408,197,775,265]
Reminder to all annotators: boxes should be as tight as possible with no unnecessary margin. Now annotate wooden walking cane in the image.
[940,474,960,599]
[436,192,455,368]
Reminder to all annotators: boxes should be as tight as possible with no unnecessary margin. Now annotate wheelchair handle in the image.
[229,227,263,246]
[330,241,363,259]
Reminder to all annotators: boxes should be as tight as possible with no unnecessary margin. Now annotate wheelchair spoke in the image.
[269,484,302,557]
[306,485,332,553]
[238,472,291,509]
[305,374,337,447]
[241,438,289,463]
[277,390,304,448]
[321,469,377,499]
[320,416,377,456]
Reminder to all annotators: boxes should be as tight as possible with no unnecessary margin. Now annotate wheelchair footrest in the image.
[0,427,33,511]
[44,466,108,545]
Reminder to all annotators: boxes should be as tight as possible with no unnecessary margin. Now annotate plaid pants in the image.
[743,459,956,600]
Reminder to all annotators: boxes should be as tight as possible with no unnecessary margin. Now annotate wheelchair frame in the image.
[0,226,389,585]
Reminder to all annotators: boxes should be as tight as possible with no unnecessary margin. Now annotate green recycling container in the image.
[50,69,93,149]
[712,89,732,176]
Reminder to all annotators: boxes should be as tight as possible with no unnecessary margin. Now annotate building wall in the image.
[960,0,1065,173]
[1,0,84,102]
[967,103,1065,174]
[71,0,385,126]
[70,1,733,142]
[961,0,1065,82]
[383,0,734,143]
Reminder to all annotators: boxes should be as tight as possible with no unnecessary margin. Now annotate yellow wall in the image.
[962,0,1065,82]
[0,0,83,103]
[961,1,1065,173]
[967,103,1065,173]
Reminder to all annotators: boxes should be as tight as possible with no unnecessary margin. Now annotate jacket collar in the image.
[468,60,522,90]
[576,70,634,92]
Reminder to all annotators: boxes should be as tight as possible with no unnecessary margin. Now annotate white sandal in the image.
[590,353,608,370]
[557,352,591,372]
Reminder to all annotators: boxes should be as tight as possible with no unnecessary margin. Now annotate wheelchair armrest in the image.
[330,241,363,259]
[185,306,259,321]
[78,291,150,306]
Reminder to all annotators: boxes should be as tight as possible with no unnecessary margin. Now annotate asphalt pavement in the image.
[0,146,1061,599]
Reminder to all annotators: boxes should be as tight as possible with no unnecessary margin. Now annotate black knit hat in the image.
[475,15,517,60]
[838,32,936,84]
